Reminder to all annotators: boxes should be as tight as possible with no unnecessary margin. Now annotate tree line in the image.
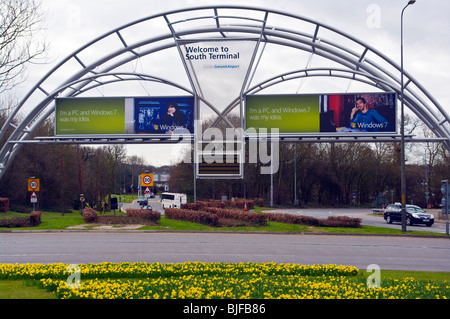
[169,132,450,209]
[1,113,449,211]
[0,117,165,212]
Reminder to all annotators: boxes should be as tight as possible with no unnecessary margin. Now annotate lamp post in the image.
[400,0,416,232]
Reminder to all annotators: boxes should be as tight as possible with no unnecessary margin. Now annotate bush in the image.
[126,209,161,222]
[0,210,44,228]
[0,198,9,212]
[165,208,219,227]
[266,213,320,226]
[204,207,268,226]
[181,198,257,211]
[265,213,361,228]
[83,208,98,223]
[30,211,42,226]
[319,216,362,228]
[0,217,31,228]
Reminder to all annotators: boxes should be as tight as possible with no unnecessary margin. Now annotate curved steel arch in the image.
[1,5,449,180]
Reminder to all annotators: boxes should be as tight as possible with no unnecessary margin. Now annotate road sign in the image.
[28,178,40,192]
[30,192,38,203]
[141,173,153,187]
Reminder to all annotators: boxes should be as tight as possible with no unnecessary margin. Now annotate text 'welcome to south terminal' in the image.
[185,45,240,60]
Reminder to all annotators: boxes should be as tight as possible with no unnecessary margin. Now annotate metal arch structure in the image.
[1,5,449,180]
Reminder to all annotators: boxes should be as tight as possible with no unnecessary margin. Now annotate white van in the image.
[160,192,187,209]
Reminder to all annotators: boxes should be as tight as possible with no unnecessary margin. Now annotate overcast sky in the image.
[15,0,450,166]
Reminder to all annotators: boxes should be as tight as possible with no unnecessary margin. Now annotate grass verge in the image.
[0,208,445,236]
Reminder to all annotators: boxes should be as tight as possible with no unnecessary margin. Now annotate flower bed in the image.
[0,262,447,299]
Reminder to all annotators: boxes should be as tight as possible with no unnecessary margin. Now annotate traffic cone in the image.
[244,203,247,211]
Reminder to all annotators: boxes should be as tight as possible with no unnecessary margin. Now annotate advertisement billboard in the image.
[245,93,396,134]
[55,98,128,135]
[134,97,194,134]
[55,96,195,135]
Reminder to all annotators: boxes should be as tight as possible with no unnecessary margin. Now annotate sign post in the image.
[141,173,154,198]
[441,180,449,235]
[28,178,40,211]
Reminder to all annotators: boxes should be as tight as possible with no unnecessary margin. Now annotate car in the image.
[383,203,434,227]
[136,196,145,203]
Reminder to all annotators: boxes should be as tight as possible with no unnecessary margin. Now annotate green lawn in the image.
[0,208,445,236]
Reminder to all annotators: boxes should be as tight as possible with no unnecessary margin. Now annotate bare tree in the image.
[0,0,47,96]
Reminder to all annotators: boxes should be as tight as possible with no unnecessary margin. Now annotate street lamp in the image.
[400,0,416,232]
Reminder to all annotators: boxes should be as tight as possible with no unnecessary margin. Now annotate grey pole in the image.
[400,0,416,232]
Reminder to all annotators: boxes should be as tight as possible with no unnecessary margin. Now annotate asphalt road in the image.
[264,208,449,234]
[0,232,449,271]
[128,198,448,234]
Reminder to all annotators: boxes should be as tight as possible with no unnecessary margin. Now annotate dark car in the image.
[383,203,434,227]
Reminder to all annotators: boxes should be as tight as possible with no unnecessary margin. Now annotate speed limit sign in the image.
[141,173,154,187]
[28,178,40,192]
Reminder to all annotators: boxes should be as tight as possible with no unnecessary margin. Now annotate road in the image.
[264,208,449,234]
[0,232,449,271]
[127,198,448,234]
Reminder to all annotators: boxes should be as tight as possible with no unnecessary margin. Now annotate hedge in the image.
[265,213,361,228]
[203,207,268,226]
[30,211,42,226]
[82,208,161,225]
[165,208,219,227]
[181,198,261,211]
[0,210,41,228]
[126,209,161,222]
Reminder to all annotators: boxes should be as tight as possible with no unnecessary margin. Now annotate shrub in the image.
[204,207,268,226]
[30,211,42,226]
[83,208,98,223]
[180,202,207,210]
[0,217,31,228]
[182,198,257,211]
[126,209,161,222]
[165,208,219,227]
[266,213,361,228]
[0,198,9,212]
[319,216,362,228]
[266,213,320,226]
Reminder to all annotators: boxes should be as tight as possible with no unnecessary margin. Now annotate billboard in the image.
[245,93,396,134]
[55,96,195,135]
[134,97,194,134]
[55,98,128,135]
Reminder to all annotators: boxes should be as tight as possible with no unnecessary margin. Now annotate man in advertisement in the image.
[349,97,391,132]
[134,97,193,134]
[163,102,187,134]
